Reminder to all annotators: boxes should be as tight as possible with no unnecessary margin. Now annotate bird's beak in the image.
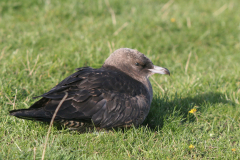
[148,65,170,75]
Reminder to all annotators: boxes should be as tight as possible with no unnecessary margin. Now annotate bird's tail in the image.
[9,97,54,121]
[9,108,52,122]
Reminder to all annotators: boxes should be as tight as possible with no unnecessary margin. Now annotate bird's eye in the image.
[135,62,139,66]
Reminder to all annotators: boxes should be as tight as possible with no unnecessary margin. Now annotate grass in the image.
[0,0,240,159]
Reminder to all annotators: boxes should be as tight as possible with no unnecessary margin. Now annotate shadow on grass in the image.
[143,92,236,130]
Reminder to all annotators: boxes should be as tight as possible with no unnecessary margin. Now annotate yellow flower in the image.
[189,108,197,114]
[189,144,194,149]
[171,18,176,23]
[232,148,236,152]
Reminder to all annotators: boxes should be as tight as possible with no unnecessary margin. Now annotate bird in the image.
[9,48,170,132]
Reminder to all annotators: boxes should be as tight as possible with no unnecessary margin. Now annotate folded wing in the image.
[10,67,150,128]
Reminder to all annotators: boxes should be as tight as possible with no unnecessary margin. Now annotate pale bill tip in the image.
[149,65,170,75]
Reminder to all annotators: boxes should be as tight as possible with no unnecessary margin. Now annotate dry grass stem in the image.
[185,52,192,74]
[41,92,68,160]
[107,41,114,53]
[33,147,36,160]
[12,89,17,110]
[26,52,40,76]
[0,46,7,61]
[150,77,165,93]
[5,94,13,105]
[113,22,129,36]
[187,17,191,28]
[105,0,116,25]
[160,0,174,13]
[11,137,22,152]
[213,4,228,16]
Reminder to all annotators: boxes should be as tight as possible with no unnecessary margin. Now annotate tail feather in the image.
[9,97,73,122]
[9,108,52,122]
[9,97,54,122]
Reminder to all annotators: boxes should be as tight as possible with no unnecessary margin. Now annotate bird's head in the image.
[103,48,170,80]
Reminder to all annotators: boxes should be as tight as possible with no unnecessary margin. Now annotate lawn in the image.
[0,0,240,159]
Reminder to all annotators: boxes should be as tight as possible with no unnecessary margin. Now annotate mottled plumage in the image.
[9,48,170,131]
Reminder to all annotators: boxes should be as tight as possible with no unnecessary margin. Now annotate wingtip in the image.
[9,110,19,116]
[9,110,15,114]
[9,109,29,117]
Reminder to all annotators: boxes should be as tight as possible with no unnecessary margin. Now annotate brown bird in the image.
[9,48,170,132]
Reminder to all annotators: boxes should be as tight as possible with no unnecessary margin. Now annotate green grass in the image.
[1,0,240,159]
